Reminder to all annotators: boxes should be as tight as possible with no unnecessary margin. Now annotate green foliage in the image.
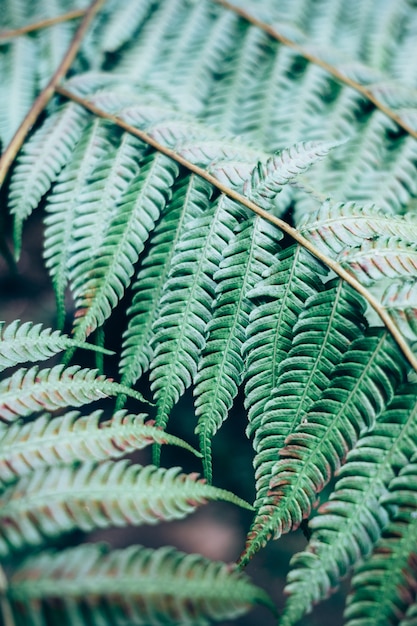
[1,0,417,624]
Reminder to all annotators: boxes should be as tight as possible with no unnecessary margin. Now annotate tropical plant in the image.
[1,0,417,624]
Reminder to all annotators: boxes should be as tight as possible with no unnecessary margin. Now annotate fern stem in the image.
[0,0,105,192]
[0,9,86,42]
[55,86,417,374]
[214,0,417,142]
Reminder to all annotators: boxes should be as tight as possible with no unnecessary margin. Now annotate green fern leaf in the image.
[149,190,242,460]
[344,462,417,626]
[0,410,200,485]
[280,385,417,626]
[0,364,148,423]
[382,279,417,339]
[100,0,155,54]
[71,150,179,341]
[9,543,274,625]
[241,331,407,565]
[244,141,336,210]
[0,36,37,150]
[0,460,252,554]
[244,244,326,441]
[338,236,417,285]
[251,280,368,521]
[119,174,209,395]
[0,320,112,373]
[194,216,283,482]
[9,101,89,258]
[299,201,417,254]
[43,118,114,328]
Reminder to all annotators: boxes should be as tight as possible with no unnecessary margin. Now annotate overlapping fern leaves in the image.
[2,0,417,624]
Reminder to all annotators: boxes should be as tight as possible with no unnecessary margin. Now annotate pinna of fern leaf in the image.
[0,364,149,423]
[8,101,90,259]
[70,149,179,342]
[344,473,417,626]
[149,189,241,463]
[0,319,112,373]
[251,279,368,514]
[0,409,201,486]
[241,329,408,566]
[279,385,417,626]
[9,542,275,626]
[118,174,209,397]
[0,460,252,556]
[194,215,283,482]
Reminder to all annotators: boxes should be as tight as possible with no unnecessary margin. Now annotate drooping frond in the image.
[9,101,90,257]
[194,216,283,481]
[43,118,114,327]
[344,460,417,626]
[0,410,200,486]
[298,201,417,255]
[119,174,211,395]
[338,236,417,285]
[241,331,408,565]
[280,385,417,626]
[244,244,326,441]
[0,319,112,372]
[99,0,155,54]
[9,543,274,626]
[150,190,241,457]
[0,364,148,423]
[0,460,252,554]
[251,280,368,528]
[71,150,179,341]
[0,36,37,150]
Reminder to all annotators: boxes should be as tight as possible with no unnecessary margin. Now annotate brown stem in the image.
[214,0,417,141]
[0,0,105,189]
[55,85,417,373]
[0,9,86,41]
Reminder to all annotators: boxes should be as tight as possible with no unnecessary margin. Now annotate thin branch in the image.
[0,9,86,42]
[0,0,105,190]
[214,0,417,141]
[55,85,417,373]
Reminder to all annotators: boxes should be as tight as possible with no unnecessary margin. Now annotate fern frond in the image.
[119,174,210,395]
[344,464,417,626]
[67,129,145,290]
[35,0,78,89]
[0,320,112,373]
[0,364,148,423]
[100,0,155,54]
[0,410,200,485]
[71,150,179,341]
[251,280,368,521]
[10,543,274,625]
[280,385,417,626]
[194,216,283,481]
[382,279,417,340]
[0,36,37,150]
[241,331,408,565]
[150,190,242,460]
[9,101,90,258]
[299,201,417,254]
[244,244,326,441]
[203,20,269,135]
[338,236,417,285]
[0,460,252,554]
[43,118,112,327]
[244,141,336,210]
